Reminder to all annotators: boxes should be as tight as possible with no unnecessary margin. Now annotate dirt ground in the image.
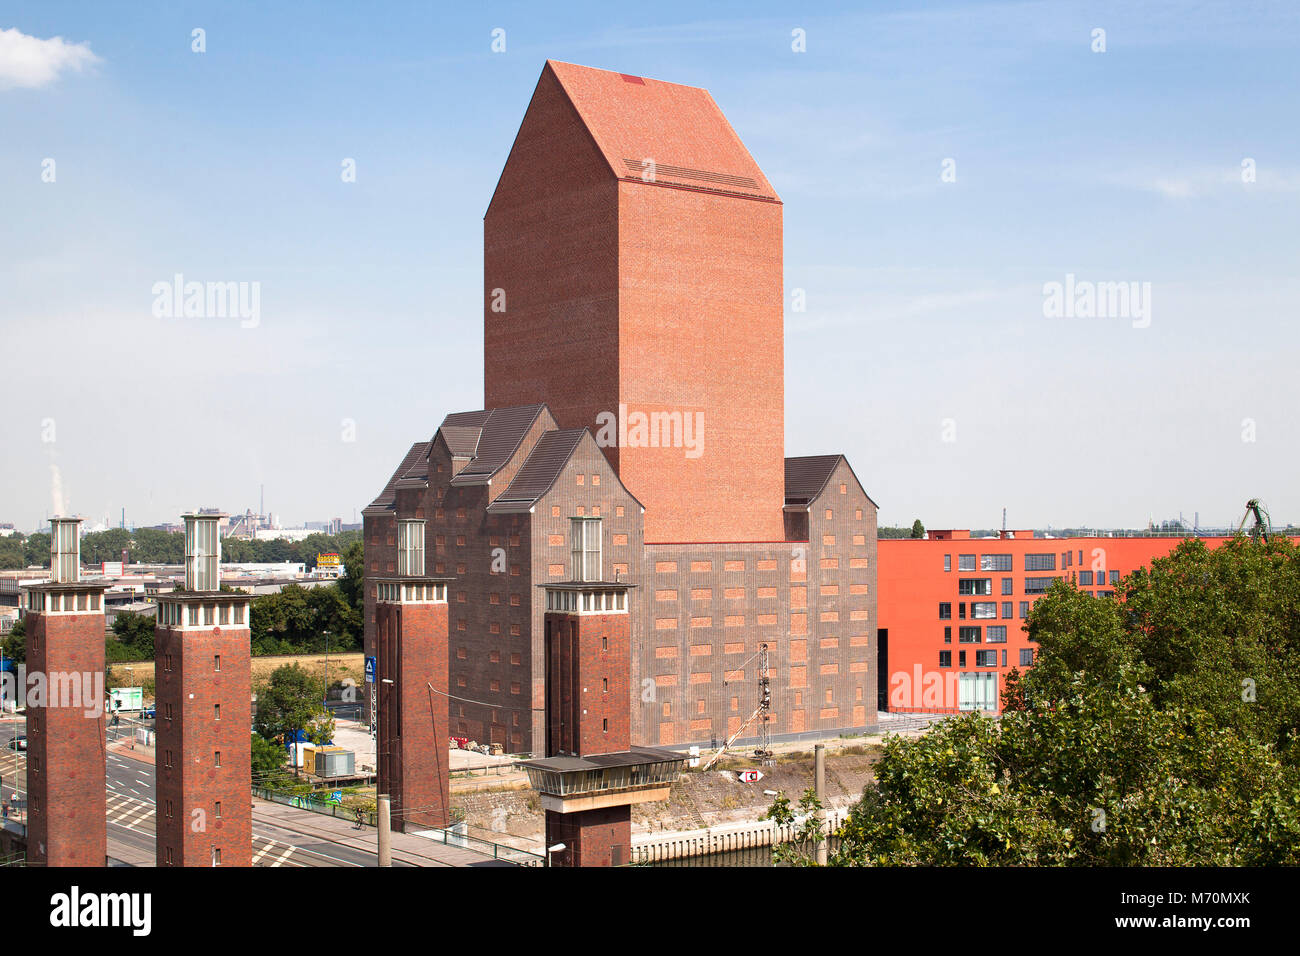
[107,652,365,693]
[452,745,881,850]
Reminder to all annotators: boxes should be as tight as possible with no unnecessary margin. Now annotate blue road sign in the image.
[365,657,376,684]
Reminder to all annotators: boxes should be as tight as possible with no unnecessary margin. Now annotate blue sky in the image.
[2,0,1298,532]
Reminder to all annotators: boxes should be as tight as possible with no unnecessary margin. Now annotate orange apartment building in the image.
[876,531,1256,714]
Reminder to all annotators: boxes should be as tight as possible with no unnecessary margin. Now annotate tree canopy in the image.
[803,536,1300,866]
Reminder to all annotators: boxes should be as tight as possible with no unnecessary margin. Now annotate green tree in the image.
[23,533,50,567]
[337,539,365,619]
[910,519,925,539]
[0,535,26,570]
[791,534,1300,866]
[1,619,25,664]
[254,664,329,775]
[251,731,290,788]
[111,611,155,656]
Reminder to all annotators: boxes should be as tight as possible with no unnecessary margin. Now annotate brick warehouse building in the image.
[365,62,879,757]
[876,531,1263,714]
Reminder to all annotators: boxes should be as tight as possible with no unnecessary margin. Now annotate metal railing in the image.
[415,824,543,866]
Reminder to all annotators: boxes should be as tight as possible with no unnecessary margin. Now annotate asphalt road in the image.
[1,717,398,867]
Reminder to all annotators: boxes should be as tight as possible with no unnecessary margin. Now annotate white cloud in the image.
[0,27,101,91]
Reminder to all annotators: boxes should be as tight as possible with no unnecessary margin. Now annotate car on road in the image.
[141,707,156,719]
[6,736,26,752]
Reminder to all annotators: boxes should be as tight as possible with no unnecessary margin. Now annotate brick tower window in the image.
[570,517,602,581]
[397,519,426,576]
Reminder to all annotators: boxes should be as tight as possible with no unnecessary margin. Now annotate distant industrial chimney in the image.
[49,516,83,583]
[183,512,225,591]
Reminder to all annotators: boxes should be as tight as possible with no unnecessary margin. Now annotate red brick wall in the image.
[617,182,785,543]
[484,65,620,450]
[376,600,450,831]
[545,804,631,867]
[154,620,252,867]
[545,610,631,757]
[485,63,786,544]
[25,607,107,867]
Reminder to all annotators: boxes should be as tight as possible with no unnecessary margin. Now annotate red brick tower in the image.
[154,513,252,867]
[374,517,452,832]
[485,60,785,544]
[21,517,108,867]
[525,577,682,867]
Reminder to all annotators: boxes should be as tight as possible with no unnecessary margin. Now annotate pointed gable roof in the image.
[492,59,779,207]
[785,454,879,509]
[447,404,549,486]
[363,441,432,514]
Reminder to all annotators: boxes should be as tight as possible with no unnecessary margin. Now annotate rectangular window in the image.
[959,603,966,620]
[1001,578,1013,595]
[1110,570,1120,585]
[986,626,1007,643]
[943,554,951,572]
[214,704,221,721]
[215,801,222,818]
[215,751,221,767]
[1019,601,1030,618]
[214,654,221,672]
[1001,602,1013,618]
[957,554,975,572]
[944,626,952,644]
[971,602,996,619]
[1078,570,1094,586]
[570,517,602,582]
[958,579,992,596]
[980,554,1013,572]
[1002,649,1008,667]
[939,651,952,668]
[959,626,982,643]
[958,651,967,668]
[975,650,998,667]
[186,518,220,590]
[1025,553,1057,571]
[1024,577,1057,594]
[397,519,426,576]
[938,602,952,619]
[1020,648,1034,667]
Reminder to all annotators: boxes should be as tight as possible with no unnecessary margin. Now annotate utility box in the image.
[313,746,355,779]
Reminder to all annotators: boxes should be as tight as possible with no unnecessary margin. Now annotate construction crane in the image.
[699,643,773,771]
[1236,498,1271,543]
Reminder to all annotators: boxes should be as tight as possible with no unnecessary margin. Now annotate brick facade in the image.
[545,804,632,868]
[375,593,450,831]
[544,610,631,756]
[154,602,252,867]
[24,592,107,867]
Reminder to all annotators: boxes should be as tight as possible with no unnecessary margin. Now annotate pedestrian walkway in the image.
[251,798,514,867]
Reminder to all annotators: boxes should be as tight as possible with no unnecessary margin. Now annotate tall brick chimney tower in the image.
[154,512,252,867]
[524,574,683,867]
[485,61,785,544]
[21,516,109,866]
[374,517,452,832]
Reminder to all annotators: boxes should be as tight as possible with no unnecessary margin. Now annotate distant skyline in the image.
[3,1,1299,532]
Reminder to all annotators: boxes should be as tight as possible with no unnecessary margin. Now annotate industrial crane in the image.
[698,643,774,772]
[1236,498,1271,543]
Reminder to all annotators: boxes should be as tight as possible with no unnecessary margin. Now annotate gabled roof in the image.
[488,428,588,513]
[447,404,549,486]
[542,60,779,203]
[785,454,879,510]
[363,441,431,515]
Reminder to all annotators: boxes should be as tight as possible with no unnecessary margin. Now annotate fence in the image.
[253,785,379,826]
[414,823,543,866]
[630,808,850,864]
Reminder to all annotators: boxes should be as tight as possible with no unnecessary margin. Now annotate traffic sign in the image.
[365,657,376,684]
[737,770,764,783]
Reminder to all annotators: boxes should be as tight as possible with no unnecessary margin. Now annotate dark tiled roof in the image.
[449,404,547,485]
[784,455,844,505]
[440,425,483,459]
[489,429,587,512]
[364,441,431,514]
